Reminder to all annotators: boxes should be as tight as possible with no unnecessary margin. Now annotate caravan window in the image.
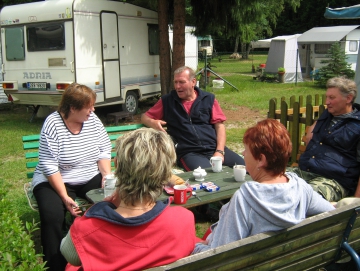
[5,27,25,61]
[314,44,331,54]
[27,23,65,51]
[200,40,211,47]
[148,24,159,55]
[349,41,358,52]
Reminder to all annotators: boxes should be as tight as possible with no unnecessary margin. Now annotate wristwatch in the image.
[215,150,225,156]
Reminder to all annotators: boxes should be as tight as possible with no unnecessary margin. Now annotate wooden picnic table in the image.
[86,166,251,208]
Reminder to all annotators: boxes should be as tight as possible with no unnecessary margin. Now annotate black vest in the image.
[162,87,216,159]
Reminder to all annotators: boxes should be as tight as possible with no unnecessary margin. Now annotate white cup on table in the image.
[104,174,117,198]
[233,165,246,182]
[210,156,222,172]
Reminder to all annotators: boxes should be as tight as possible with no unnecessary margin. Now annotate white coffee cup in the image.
[233,165,246,182]
[210,156,222,172]
[104,174,117,198]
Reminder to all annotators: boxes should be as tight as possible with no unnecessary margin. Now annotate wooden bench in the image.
[148,202,360,270]
[23,123,144,211]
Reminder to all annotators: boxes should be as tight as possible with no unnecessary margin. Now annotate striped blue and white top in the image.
[32,111,111,188]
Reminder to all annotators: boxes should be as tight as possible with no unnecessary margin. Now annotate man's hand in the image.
[305,122,316,146]
[213,151,224,163]
[152,120,167,132]
[141,114,167,132]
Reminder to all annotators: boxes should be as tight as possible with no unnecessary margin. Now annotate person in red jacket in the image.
[60,128,198,270]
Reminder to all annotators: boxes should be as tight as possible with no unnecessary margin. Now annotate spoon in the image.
[192,191,202,201]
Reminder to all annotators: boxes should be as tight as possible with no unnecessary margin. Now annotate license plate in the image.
[27,82,47,90]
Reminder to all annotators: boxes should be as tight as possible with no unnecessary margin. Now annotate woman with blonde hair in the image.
[61,128,197,270]
[193,119,335,253]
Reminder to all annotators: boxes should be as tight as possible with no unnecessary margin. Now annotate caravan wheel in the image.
[122,91,138,113]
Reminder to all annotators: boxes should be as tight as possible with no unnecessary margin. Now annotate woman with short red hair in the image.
[193,119,335,253]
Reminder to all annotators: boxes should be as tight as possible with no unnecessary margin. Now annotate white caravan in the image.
[168,26,198,71]
[0,0,162,113]
[198,35,213,58]
[297,25,360,76]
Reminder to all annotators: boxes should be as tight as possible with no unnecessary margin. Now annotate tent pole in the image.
[296,49,299,86]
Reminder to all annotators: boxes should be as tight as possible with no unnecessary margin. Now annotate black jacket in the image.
[299,104,360,193]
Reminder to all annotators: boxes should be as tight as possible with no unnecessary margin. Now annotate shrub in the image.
[0,186,46,271]
[317,42,355,86]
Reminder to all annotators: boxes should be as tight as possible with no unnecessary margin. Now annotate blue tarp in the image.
[325,5,360,19]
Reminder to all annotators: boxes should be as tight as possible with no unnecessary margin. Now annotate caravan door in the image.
[101,12,121,100]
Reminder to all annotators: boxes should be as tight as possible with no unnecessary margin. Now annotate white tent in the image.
[264,34,303,83]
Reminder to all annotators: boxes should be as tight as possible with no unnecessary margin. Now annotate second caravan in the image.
[297,25,360,76]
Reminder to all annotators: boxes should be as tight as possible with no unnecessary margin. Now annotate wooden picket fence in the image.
[268,94,326,164]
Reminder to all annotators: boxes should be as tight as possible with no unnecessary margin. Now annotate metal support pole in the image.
[296,49,298,86]
[204,49,207,91]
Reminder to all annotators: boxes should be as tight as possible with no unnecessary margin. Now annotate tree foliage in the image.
[316,42,355,87]
[190,0,301,58]
[273,0,360,36]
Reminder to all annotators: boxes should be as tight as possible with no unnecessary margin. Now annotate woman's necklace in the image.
[118,203,155,211]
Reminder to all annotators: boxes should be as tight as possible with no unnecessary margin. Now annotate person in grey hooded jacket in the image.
[193,119,335,254]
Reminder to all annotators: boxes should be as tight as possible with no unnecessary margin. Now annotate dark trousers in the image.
[178,146,245,171]
[33,173,102,271]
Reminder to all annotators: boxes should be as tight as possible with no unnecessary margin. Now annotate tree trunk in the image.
[172,0,185,74]
[245,43,251,60]
[233,34,240,53]
[158,0,172,95]
[241,43,248,59]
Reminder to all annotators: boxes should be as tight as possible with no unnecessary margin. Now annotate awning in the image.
[325,5,360,19]
[197,36,212,41]
[251,34,302,49]
[297,25,360,43]
[251,38,272,49]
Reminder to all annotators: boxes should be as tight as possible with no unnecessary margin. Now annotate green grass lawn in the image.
[0,54,326,247]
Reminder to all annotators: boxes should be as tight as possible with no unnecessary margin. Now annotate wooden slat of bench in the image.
[22,124,143,148]
[148,204,360,271]
[26,161,38,168]
[108,134,122,141]
[24,142,39,150]
[278,227,360,271]
[22,134,40,142]
[105,123,144,133]
[247,226,347,270]
[25,152,39,159]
